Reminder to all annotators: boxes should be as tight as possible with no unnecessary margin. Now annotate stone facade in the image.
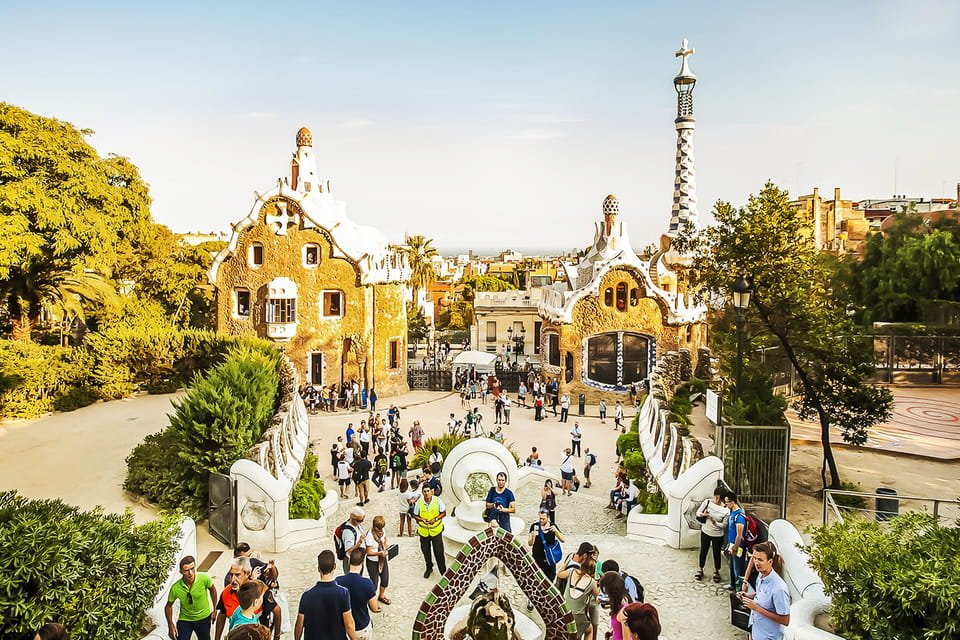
[210,128,410,396]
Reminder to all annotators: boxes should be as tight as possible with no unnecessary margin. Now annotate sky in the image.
[2,1,959,251]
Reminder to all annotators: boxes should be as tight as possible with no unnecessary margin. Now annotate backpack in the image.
[333,521,355,560]
[743,514,761,549]
[621,571,644,603]
[433,479,443,496]
[586,453,597,466]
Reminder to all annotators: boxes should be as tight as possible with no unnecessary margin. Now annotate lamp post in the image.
[507,326,526,364]
[730,276,752,402]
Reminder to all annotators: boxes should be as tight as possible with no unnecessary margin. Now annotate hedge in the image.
[125,342,281,516]
[0,490,180,640]
[0,341,97,419]
[289,449,326,520]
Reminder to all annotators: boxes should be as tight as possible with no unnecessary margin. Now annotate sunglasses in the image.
[186,590,194,605]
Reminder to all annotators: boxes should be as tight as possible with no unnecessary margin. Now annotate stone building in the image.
[790,187,870,255]
[209,127,410,396]
[536,41,708,402]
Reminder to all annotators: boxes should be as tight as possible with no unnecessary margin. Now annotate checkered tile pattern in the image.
[668,127,697,234]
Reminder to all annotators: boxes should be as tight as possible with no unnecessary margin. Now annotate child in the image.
[229,580,265,629]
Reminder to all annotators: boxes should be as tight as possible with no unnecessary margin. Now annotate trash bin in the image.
[578,393,586,416]
[876,487,898,521]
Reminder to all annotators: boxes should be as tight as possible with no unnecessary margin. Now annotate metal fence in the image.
[822,489,960,527]
[407,368,453,391]
[716,424,790,522]
[867,335,960,384]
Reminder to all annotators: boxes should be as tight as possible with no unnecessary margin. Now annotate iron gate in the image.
[407,368,453,391]
[716,424,790,522]
[209,472,236,547]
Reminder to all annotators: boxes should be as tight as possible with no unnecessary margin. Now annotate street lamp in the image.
[730,276,752,402]
[506,326,526,364]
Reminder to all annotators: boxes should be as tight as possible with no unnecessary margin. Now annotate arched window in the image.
[545,333,561,367]
[615,283,627,311]
[584,332,650,388]
[604,288,613,307]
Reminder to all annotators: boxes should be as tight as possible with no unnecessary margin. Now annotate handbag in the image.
[729,592,751,631]
[387,543,399,560]
[537,525,563,564]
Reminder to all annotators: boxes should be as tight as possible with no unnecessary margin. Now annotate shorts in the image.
[561,470,573,481]
[338,478,350,486]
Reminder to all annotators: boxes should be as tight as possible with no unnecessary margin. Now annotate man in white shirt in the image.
[614,401,624,432]
[617,480,640,519]
[447,413,458,435]
[559,394,570,423]
[570,422,582,457]
[502,395,512,425]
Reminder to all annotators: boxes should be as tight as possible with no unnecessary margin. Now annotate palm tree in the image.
[2,259,118,341]
[402,234,439,309]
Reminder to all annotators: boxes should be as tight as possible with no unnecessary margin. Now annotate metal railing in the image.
[716,423,790,522]
[822,489,960,527]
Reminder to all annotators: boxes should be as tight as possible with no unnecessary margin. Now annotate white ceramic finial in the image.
[675,38,696,80]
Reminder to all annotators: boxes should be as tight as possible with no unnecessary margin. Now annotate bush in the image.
[617,432,641,457]
[621,449,646,482]
[832,480,869,511]
[289,449,326,520]
[411,434,468,470]
[0,490,180,640]
[808,512,960,639]
[0,340,94,420]
[125,342,282,516]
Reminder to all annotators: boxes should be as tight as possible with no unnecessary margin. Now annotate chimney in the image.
[834,187,841,202]
[813,187,819,199]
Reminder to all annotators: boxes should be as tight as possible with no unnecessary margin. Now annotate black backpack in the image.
[333,521,355,560]
[622,571,644,603]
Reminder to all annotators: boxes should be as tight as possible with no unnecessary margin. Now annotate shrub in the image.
[808,512,960,639]
[0,490,180,640]
[411,434,468,469]
[617,432,641,457]
[831,480,869,511]
[621,449,646,482]
[289,449,326,520]
[125,342,282,515]
[0,340,94,419]
[636,486,668,515]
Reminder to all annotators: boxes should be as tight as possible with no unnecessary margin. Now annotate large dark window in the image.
[266,298,296,323]
[615,283,627,312]
[546,333,561,367]
[389,339,401,369]
[585,332,650,388]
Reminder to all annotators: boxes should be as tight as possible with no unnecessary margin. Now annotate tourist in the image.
[352,380,360,409]
[216,557,252,638]
[227,624,270,640]
[560,393,570,422]
[390,441,408,489]
[607,471,627,510]
[583,448,596,488]
[225,543,271,587]
[350,451,372,506]
[518,381,527,407]
[539,479,558,525]
[413,484,447,578]
[695,487,728,583]
[723,491,748,591]
[616,478,640,520]
[599,559,643,604]
[34,623,69,640]
[165,555,218,640]
[368,388,378,412]
[228,581,266,630]
[460,386,470,407]
[358,424,371,458]
[492,425,505,443]
[293,550,356,640]
[615,602,661,640]
[502,394,512,424]
[526,446,541,467]
[494,394,504,424]
[428,446,444,473]
[387,404,399,427]
[408,420,424,450]
[570,422,582,457]
[330,437,344,477]
[470,380,478,399]
[337,455,351,498]
[599,398,607,424]
[447,412,459,434]
[738,541,790,640]
[527,509,565,598]
[558,555,598,640]
[345,423,355,446]
[420,466,442,494]
[559,448,575,496]
[551,386,560,417]
[483,471,516,531]
[372,448,388,492]
[598,572,630,640]
[337,507,367,577]
[614,402,624,432]
[364,515,392,605]
[336,548,380,640]
[472,406,485,436]
[557,542,596,593]
[462,408,474,437]
[396,478,412,536]
[534,394,544,421]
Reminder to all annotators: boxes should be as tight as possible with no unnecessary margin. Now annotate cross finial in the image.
[675,38,694,60]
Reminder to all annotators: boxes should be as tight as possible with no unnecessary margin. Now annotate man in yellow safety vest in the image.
[413,484,447,579]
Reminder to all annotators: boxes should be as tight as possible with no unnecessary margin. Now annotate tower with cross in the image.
[668,38,698,236]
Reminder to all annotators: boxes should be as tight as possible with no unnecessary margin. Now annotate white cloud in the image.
[244,111,279,119]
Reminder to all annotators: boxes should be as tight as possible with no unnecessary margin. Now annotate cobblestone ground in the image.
[274,483,740,640]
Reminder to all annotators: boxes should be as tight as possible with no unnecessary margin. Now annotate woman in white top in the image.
[695,487,729,582]
[397,478,420,537]
[364,515,392,605]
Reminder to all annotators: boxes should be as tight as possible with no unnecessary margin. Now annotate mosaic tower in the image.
[668,39,698,236]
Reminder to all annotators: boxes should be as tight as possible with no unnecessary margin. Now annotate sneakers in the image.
[424,568,433,579]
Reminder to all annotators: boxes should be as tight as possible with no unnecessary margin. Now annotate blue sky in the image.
[2,1,958,249]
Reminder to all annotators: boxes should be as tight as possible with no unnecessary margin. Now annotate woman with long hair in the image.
[558,556,599,640]
[599,571,630,640]
[739,541,790,640]
[615,602,661,640]
[365,515,392,605]
[539,479,558,525]
[397,478,411,536]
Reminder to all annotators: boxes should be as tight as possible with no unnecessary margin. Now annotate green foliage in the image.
[289,449,326,520]
[125,343,282,515]
[459,275,517,302]
[693,182,893,488]
[617,432,641,457]
[401,234,439,301]
[722,365,788,426]
[0,103,152,340]
[848,211,960,324]
[0,490,180,640]
[831,480,868,511]
[808,512,960,639]
[636,486,668,515]
[0,340,95,419]
[407,301,430,344]
[410,433,520,469]
[621,449,646,482]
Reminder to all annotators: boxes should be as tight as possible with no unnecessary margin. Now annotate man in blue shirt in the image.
[345,423,355,445]
[723,491,748,591]
[294,550,357,640]
[336,548,380,639]
[484,472,516,532]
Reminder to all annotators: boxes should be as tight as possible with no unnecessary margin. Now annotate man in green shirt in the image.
[165,555,218,640]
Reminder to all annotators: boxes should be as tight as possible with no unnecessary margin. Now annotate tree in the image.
[407,301,430,346]
[0,103,151,340]
[401,234,438,307]
[691,182,892,488]
[459,274,517,301]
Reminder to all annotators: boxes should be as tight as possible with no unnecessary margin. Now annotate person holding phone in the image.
[527,509,566,582]
[738,542,790,640]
